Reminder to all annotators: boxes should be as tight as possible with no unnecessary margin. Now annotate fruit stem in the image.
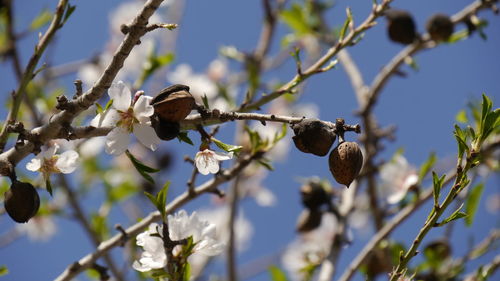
[335,118,346,143]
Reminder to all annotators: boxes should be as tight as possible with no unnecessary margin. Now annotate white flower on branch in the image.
[92,81,161,155]
[133,223,167,272]
[168,210,225,256]
[26,143,79,180]
[379,154,418,204]
[133,211,224,273]
[195,149,233,175]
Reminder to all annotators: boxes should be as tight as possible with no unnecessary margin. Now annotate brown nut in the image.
[151,115,180,141]
[152,84,195,122]
[4,180,40,223]
[296,208,323,232]
[300,181,331,210]
[426,14,454,41]
[328,141,363,188]
[292,119,336,156]
[385,9,418,45]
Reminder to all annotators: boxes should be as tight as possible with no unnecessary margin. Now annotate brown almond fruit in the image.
[4,181,40,223]
[296,208,323,232]
[152,84,195,122]
[385,9,418,45]
[426,14,454,42]
[291,119,336,156]
[328,141,363,187]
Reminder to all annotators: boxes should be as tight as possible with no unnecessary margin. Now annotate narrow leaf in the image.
[465,183,484,226]
[431,172,441,207]
[268,265,288,281]
[62,4,76,25]
[202,94,209,109]
[418,152,436,182]
[339,8,352,40]
[156,181,170,220]
[0,265,8,276]
[273,123,288,144]
[455,110,468,123]
[257,158,274,171]
[212,138,243,153]
[125,150,160,173]
[437,204,467,226]
[177,132,194,145]
[46,179,53,196]
[30,9,52,31]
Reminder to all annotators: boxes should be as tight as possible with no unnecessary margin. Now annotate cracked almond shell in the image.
[152,84,195,122]
[328,141,363,187]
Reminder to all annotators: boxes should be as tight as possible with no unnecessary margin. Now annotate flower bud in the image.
[385,9,418,45]
[152,84,195,122]
[4,180,40,223]
[426,14,454,42]
[329,141,363,187]
[291,119,336,156]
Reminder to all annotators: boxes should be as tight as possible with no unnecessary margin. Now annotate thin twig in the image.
[227,176,241,281]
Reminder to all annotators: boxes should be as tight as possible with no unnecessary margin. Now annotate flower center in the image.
[118,108,137,132]
[40,156,61,175]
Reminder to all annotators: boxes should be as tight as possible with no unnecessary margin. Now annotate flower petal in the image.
[133,123,161,151]
[105,127,130,155]
[195,151,220,175]
[109,81,131,111]
[56,150,79,174]
[387,189,408,205]
[26,157,42,172]
[133,95,155,124]
[213,151,233,161]
[100,109,121,127]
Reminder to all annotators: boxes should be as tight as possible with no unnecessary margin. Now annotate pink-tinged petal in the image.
[133,95,155,124]
[56,150,79,174]
[133,123,161,151]
[105,127,130,155]
[26,157,42,172]
[100,109,121,127]
[195,151,220,175]
[213,151,233,161]
[108,81,131,111]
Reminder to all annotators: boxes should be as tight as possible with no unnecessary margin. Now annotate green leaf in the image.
[62,4,76,25]
[448,29,469,43]
[280,4,310,35]
[212,138,243,153]
[454,125,469,158]
[0,265,8,276]
[201,94,209,109]
[182,262,191,281]
[431,172,442,207]
[257,158,274,171]
[125,150,160,184]
[437,204,467,226]
[268,265,288,281]
[30,9,52,31]
[95,103,104,114]
[418,152,436,182]
[339,7,352,41]
[104,99,113,111]
[455,110,468,123]
[46,178,53,196]
[144,181,170,220]
[273,123,288,144]
[177,132,194,145]
[91,213,109,240]
[465,183,484,226]
[480,94,492,130]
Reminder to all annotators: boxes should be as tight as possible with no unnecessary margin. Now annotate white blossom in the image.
[26,143,79,180]
[168,210,225,256]
[379,154,418,204]
[92,81,161,155]
[17,215,57,242]
[133,223,167,272]
[133,211,225,273]
[282,213,337,281]
[195,149,233,175]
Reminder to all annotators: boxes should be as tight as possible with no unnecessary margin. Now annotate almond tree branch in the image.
[238,0,394,112]
[0,0,69,152]
[361,0,500,115]
[54,151,263,281]
[0,0,167,176]
[58,174,126,281]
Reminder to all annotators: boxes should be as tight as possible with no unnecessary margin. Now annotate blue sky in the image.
[0,0,499,281]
